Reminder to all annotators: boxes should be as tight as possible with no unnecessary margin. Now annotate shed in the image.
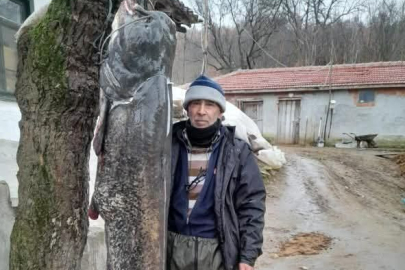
[215,61,405,147]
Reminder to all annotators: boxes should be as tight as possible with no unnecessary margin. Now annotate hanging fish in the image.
[89,1,176,269]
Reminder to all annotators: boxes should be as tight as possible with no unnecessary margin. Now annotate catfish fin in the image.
[93,89,110,156]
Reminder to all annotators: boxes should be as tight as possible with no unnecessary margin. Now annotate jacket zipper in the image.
[219,162,227,243]
[219,147,237,244]
[216,141,228,244]
[194,238,199,270]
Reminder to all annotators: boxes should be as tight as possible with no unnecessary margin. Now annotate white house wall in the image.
[0,100,20,206]
[298,91,334,144]
[227,89,405,146]
[33,0,50,10]
[323,90,405,145]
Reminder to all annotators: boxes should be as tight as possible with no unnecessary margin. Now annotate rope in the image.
[92,0,113,53]
[323,44,335,142]
[201,0,209,75]
[242,28,287,68]
[147,0,155,9]
[99,16,152,63]
[324,61,333,86]
[98,0,114,52]
[183,32,187,83]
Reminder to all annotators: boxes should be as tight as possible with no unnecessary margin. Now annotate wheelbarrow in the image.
[342,133,378,148]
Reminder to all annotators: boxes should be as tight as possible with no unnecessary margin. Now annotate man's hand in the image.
[239,263,254,270]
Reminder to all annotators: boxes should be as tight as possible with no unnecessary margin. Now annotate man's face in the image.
[187,99,223,128]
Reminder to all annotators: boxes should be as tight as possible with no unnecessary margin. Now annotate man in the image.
[168,75,266,270]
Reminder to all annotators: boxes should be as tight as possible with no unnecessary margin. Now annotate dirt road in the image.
[256,147,405,270]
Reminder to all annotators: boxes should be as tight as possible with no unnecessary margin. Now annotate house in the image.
[215,61,405,147]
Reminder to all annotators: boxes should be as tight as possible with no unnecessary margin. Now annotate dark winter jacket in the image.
[171,121,266,269]
[168,128,222,238]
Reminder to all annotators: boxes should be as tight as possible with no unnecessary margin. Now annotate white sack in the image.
[172,87,187,120]
[222,102,272,151]
[256,147,286,170]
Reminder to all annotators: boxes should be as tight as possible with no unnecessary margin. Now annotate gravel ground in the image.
[257,146,405,270]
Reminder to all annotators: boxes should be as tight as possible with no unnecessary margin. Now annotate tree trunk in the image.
[10,0,116,269]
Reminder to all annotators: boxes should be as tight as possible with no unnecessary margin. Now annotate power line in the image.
[200,0,209,74]
[242,28,287,68]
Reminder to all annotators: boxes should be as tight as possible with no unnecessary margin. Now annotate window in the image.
[0,0,27,97]
[0,0,24,24]
[358,90,375,103]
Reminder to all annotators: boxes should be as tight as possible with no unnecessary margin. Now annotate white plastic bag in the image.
[256,147,287,169]
[172,87,187,121]
[222,102,272,151]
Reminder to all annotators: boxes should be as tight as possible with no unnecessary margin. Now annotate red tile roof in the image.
[214,61,405,93]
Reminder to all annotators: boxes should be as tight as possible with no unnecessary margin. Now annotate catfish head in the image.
[94,0,177,156]
[104,0,177,100]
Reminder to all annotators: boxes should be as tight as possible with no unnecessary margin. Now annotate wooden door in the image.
[277,99,301,144]
[241,101,263,133]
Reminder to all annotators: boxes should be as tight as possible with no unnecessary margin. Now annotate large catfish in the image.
[89,1,176,269]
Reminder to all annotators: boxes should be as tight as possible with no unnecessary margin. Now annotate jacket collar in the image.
[173,120,236,144]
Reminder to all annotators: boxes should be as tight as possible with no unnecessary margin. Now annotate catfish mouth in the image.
[124,0,150,17]
[134,4,150,16]
[124,0,176,29]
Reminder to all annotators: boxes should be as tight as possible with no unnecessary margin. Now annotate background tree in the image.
[9,0,118,269]
[191,0,285,72]
[172,0,405,84]
[281,0,364,65]
[362,0,405,61]
[172,29,205,84]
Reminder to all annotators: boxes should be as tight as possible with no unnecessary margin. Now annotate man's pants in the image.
[167,231,224,270]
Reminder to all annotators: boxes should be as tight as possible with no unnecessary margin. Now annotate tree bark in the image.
[10,0,117,269]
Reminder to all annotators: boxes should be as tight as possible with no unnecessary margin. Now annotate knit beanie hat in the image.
[183,75,226,112]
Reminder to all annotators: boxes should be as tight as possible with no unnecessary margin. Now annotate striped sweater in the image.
[187,147,211,217]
